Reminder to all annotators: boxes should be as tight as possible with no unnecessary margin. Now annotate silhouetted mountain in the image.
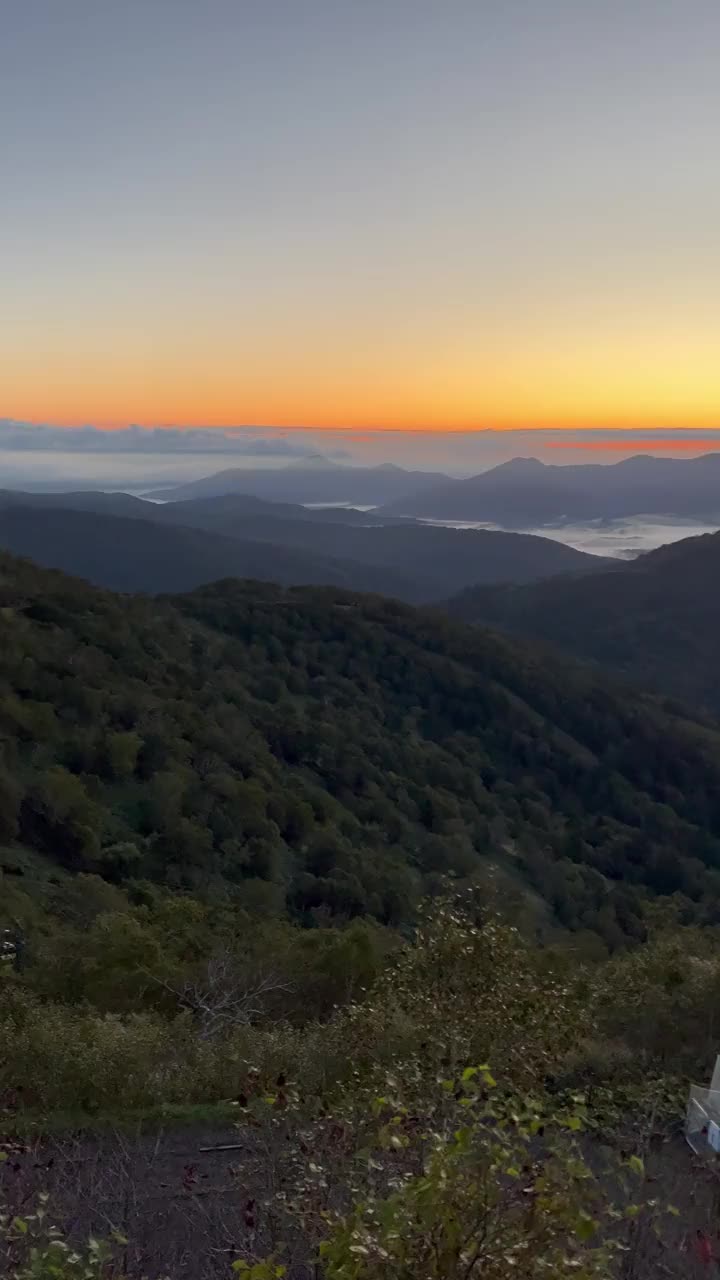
[145,463,451,505]
[158,492,398,526]
[446,530,720,712]
[0,487,398,527]
[0,488,164,520]
[169,512,605,595]
[379,453,720,525]
[0,507,420,598]
[0,491,607,599]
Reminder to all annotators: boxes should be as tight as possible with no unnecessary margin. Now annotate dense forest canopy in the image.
[3,550,720,948]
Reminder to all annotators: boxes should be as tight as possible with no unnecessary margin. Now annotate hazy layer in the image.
[417,516,720,559]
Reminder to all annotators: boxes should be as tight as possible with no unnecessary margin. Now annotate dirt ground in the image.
[3,1122,720,1278]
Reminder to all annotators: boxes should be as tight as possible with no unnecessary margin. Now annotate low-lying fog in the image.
[415,515,720,558]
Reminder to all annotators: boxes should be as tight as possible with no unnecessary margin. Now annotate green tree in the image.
[105,730,142,780]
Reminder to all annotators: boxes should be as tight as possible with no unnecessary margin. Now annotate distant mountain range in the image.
[145,462,452,505]
[379,453,720,525]
[0,489,603,600]
[446,530,720,713]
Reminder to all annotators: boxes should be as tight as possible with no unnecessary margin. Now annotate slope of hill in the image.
[145,462,451,505]
[0,492,607,598]
[446,530,720,712]
[160,492,402,526]
[158,503,605,593]
[380,452,720,524]
[0,507,421,598]
[2,551,720,944]
[0,487,400,527]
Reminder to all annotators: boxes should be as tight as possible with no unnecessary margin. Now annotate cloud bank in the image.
[2,421,720,492]
[0,421,349,459]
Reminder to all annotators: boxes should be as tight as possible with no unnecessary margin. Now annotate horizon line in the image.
[5,419,720,438]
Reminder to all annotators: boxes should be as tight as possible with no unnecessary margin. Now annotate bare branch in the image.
[144,949,294,1038]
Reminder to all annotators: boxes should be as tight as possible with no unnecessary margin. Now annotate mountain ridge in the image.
[0,492,607,600]
[0,506,423,599]
[446,528,720,712]
[145,462,452,505]
[379,451,720,525]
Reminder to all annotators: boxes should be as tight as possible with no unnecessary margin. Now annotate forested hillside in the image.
[3,551,720,947]
[446,530,720,712]
[4,551,720,1278]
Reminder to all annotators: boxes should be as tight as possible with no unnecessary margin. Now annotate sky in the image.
[3,0,720,437]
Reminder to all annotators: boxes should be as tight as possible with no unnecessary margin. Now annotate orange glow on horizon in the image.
[6,360,720,436]
[6,410,720,436]
[5,1,720,445]
[5,326,720,437]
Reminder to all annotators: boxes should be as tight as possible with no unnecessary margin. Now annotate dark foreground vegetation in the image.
[3,898,720,1278]
[3,552,720,1276]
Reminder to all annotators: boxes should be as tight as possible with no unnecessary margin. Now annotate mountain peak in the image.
[287,454,343,470]
[484,456,547,477]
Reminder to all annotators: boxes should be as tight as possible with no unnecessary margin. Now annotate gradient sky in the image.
[3,0,720,432]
